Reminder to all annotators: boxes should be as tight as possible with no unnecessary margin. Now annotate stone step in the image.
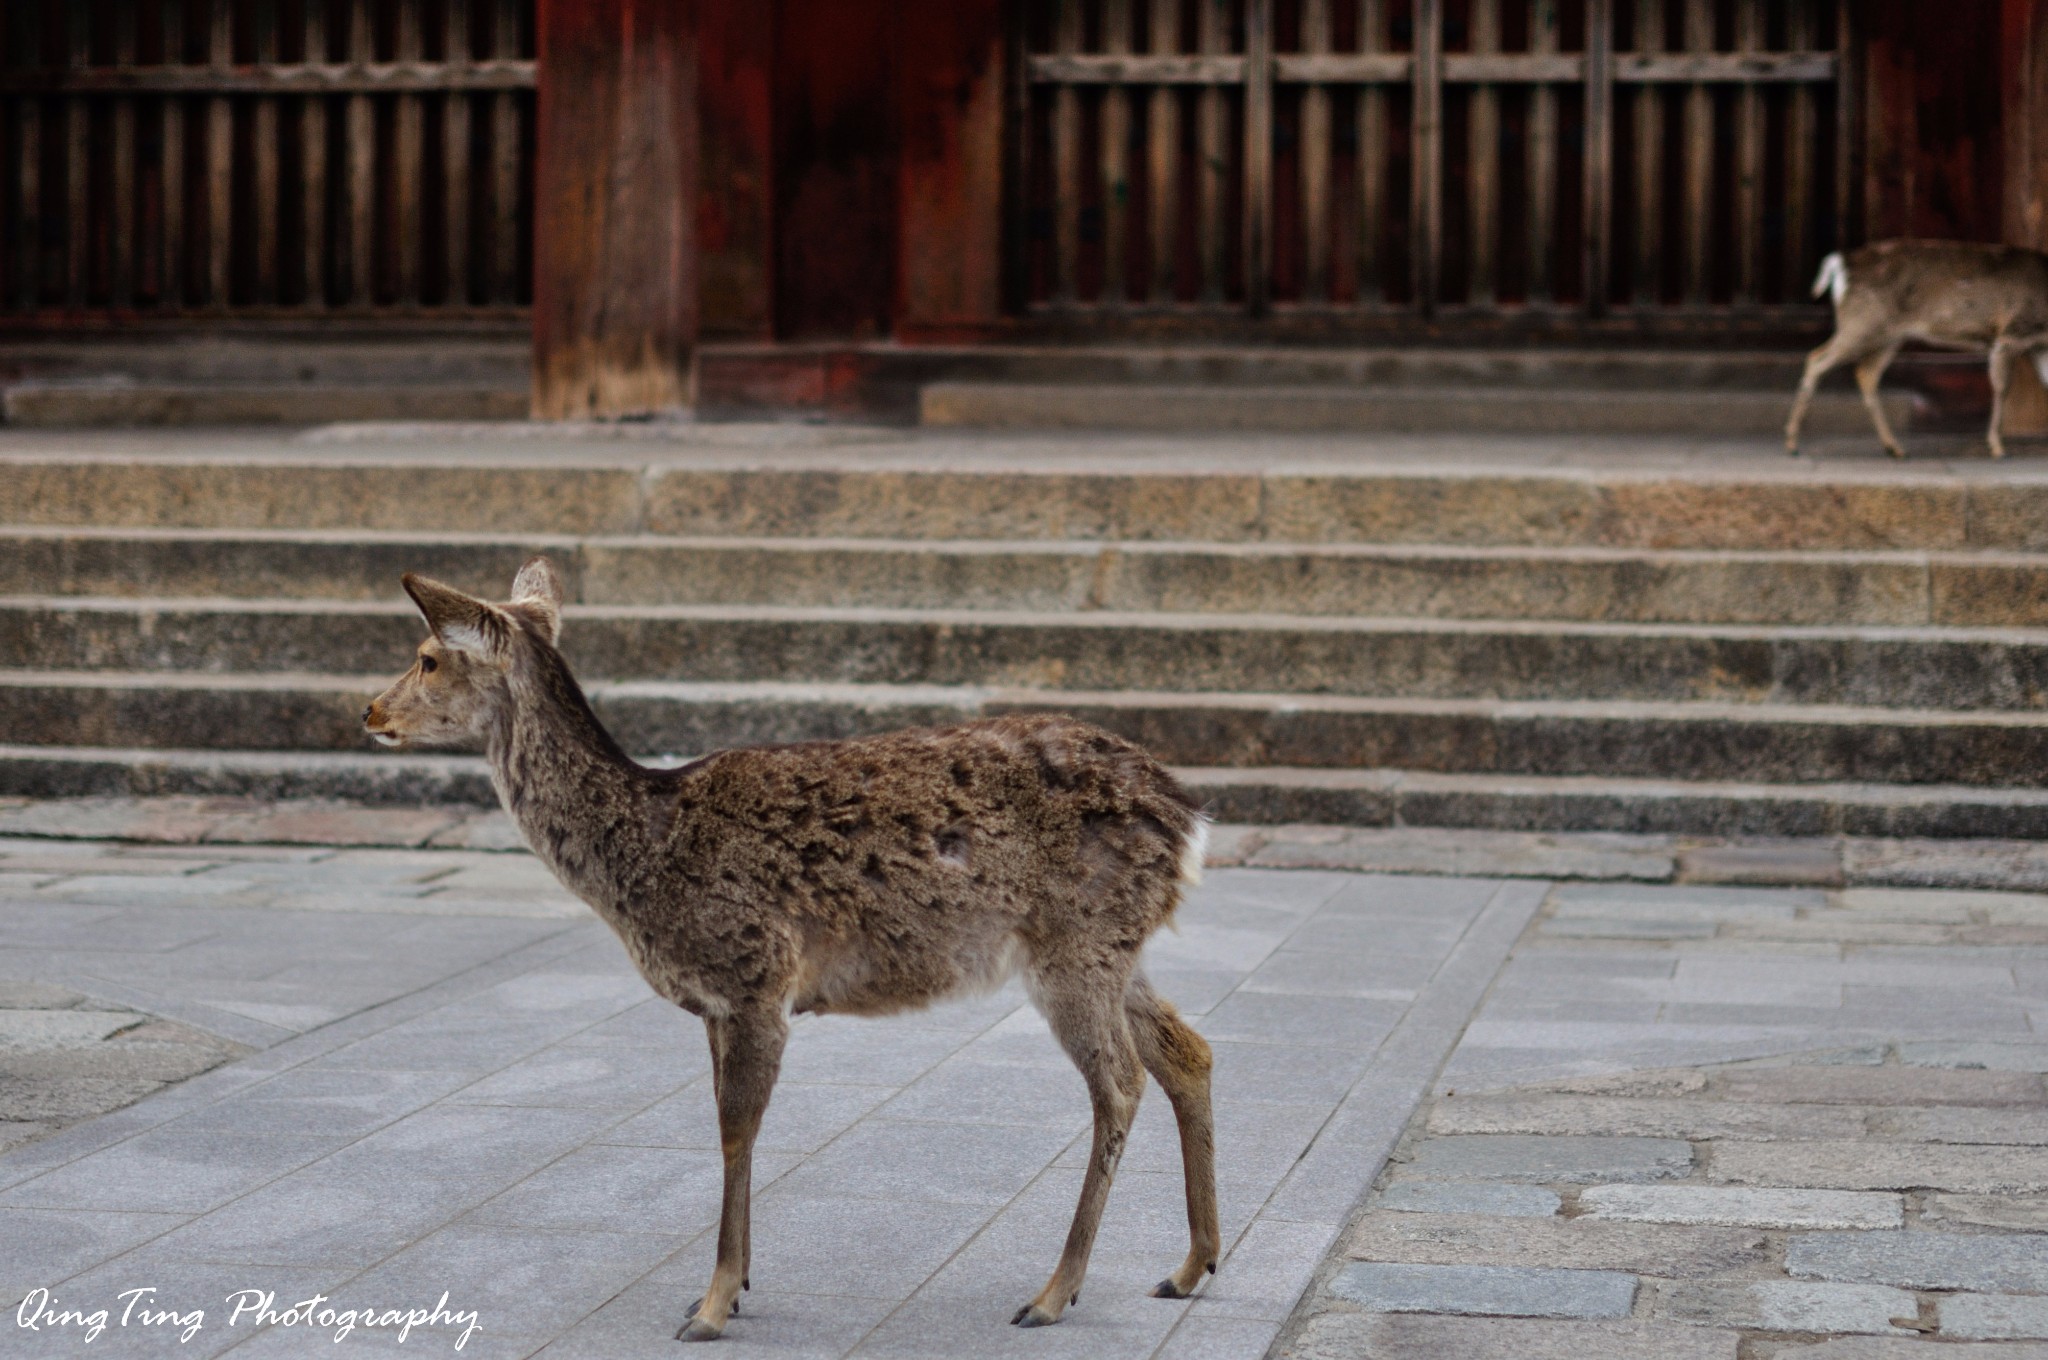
[1,380,527,427]
[6,672,2046,787]
[11,597,2048,710]
[2,333,529,385]
[920,382,1915,437]
[6,745,2047,840]
[703,342,2024,422]
[8,528,2048,627]
[5,456,2041,551]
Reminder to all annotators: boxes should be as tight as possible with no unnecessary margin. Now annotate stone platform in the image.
[6,423,2048,839]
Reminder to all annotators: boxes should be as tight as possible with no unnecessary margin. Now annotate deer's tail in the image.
[1812,252,1847,305]
[1177,814,1211,887]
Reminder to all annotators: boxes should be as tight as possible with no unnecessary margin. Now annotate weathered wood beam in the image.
[532,0,697,419]
[0,60,537,94]
[1023,50,1836,86]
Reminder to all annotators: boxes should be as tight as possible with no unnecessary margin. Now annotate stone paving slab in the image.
[1787,1232,2048,1293]
[1649,1279,1917,1335]
[1375,1182,1561,1217]
[1941,1294,2048,1341]
[1284,1313,1741,1360]
[1402,1134,1694,1183]
[1344,1212,1769,1276]
[1327,1262,1638,1319]
[1578,1184,1903,1230]
[0,848,1536,1359]
[1711,1142,2048,1194]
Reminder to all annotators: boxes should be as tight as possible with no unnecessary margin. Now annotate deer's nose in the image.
[361,706,374,724]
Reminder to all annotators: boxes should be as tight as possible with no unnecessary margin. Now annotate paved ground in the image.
[0,833,1537,1358]
[2,829,2045,1357]
[1282,881,2048,1359]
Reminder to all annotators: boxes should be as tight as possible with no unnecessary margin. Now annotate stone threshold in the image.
[5,794,2048,891]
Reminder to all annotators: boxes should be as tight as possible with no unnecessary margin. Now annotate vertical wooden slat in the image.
[1630,0,1661,306]
[1146,0,1179,303]
[444,0,472,305]
[347,0,374,305]
[302,0,329,307]
[1197,0,1228,301]
[206,0,233,307]
[1467,0,1498,305]
[1834,0,1854,250]
[1244,0,1273,313]
[1582,0,1611,315]
[111,0,139,310]
[161,0,185,309]
[1526,0,1557,303]
[1411,0,1441,315]
[65,5,88,308]
[395,0,424,304]
[1356,0,1387,303]
[1680,0,1710,304]
[1101,0,1132,304]
[1051,0,1081,302]
[491,0,521,303]
[13,9,42,312]
[1733,0,1763,305]
[1300,0,1332,301]
[1784,0,1815,299]
[254,0,281,304]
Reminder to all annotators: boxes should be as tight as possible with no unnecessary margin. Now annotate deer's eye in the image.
[419,655,438,674]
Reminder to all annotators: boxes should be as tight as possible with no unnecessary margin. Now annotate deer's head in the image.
[364,557,565,749]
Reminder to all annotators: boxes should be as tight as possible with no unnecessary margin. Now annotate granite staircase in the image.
[4,444,2048,837]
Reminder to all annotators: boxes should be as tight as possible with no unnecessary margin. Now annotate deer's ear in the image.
[507,555,564,645]
[402,574,506,658]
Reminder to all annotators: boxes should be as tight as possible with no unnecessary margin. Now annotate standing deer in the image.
[363,558,1220,1342]
[1786,238,2048,459]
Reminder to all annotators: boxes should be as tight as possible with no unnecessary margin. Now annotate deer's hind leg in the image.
[1854,342,1906,459]
[1127,973,1219,1300]
[1988,338,2023,460]
[1013,962,1146,1329]
[679,1007,786,1342]
[1787,335,1855,454]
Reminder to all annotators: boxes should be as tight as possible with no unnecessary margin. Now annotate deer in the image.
[1786,238,2048,460]
[362,557,1221,1343]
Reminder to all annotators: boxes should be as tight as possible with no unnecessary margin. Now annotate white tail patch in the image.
[1177,815,1211,887]
[1812,252,1847,305]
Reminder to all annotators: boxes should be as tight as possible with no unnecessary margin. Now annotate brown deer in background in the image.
[1785,239,2048,459]
[363,558,1220,1342]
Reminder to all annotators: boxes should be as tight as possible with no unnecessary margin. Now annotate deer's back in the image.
[644,714,1204,1017]
[1843,239,2048,342]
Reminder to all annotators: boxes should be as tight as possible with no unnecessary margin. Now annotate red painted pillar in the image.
[2007,0,2048,250]
[895,0,1007,340]
[2004,0,2048,433]
[532,0,699,419]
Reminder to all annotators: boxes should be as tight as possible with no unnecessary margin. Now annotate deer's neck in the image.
[486,646,659,913]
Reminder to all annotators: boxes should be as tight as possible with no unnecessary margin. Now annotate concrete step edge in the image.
[12,594,2048,644]
[5,745,2047,839]
[20,524,2048,563]
[5,669,2048,728]
[922,382,1915,434]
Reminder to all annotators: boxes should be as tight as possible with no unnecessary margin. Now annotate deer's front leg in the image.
[679,1007,786,1342]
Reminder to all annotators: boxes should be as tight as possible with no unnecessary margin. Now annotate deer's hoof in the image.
[1011,1304,1061,1328]
[677,1316,724,1342]
[1149,1279,1188,1299]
